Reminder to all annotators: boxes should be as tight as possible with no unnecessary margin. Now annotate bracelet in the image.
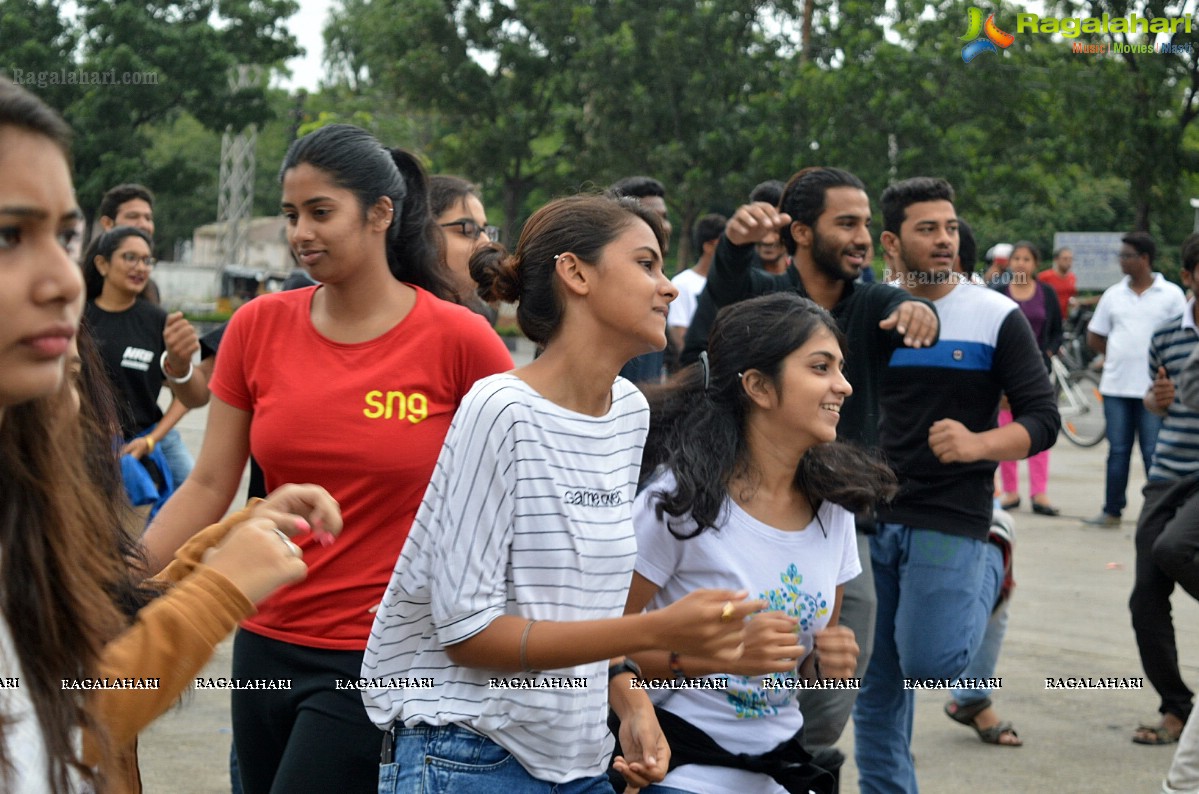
[519,620,537,673]
[160,351,194,385]
[668,652,686,680]
[144,436,155,453]
[608,658,642,682]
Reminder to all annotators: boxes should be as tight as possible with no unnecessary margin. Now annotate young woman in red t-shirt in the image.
[142,124,514,793]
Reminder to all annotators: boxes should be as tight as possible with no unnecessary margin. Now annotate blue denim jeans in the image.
[1102,395,1163,517]
[952,544,1009,705]
[853,523,1003,794]
[156,426,194,486]
[380,724,615,794]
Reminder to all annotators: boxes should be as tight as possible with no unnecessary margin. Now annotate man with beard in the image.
[679,166,940,770]
[855,177,1058,793]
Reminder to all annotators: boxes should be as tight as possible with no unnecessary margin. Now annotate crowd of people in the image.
[1,73,1198,794]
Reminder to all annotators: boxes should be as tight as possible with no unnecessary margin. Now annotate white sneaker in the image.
[1163,779,1199,794]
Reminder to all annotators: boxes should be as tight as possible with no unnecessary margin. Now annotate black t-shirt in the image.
[84,299,168,438]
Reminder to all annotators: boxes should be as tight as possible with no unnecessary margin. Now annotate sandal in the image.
[945,699,1023,746]
[1134,722,1182,745]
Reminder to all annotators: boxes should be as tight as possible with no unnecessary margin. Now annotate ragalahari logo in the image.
[960,8,1015,62]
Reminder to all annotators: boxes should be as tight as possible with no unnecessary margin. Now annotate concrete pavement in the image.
[138,387,1199,793]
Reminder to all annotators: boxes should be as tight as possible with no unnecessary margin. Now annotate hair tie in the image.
[698,351,711,391]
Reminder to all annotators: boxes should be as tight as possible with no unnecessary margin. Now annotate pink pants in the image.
[998,409,1049,496]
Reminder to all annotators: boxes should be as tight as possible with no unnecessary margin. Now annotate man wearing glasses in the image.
[1085,232,1187,527]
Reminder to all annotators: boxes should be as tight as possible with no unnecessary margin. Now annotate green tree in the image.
[68,0,302,244]
[0,0,81,113]
[564,0,796,266]
[325,0,803,265]
[325,0,586,241]
[1048,0,1199,233]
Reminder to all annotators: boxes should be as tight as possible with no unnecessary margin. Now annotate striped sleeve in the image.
[427,387,520,647]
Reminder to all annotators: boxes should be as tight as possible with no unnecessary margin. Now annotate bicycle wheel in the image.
[1059,370,1105,447]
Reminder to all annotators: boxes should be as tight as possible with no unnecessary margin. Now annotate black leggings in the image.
[231,629,383,794]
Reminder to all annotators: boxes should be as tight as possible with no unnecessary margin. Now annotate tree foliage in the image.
[1,0,299,253]
[321,0,1199,267]
[7,0,1199,270]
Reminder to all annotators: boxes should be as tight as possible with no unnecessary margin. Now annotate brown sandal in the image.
[945,699,1023,746]
[1133,722,1182,745]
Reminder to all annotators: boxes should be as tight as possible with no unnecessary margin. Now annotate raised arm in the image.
[162,312,210,408]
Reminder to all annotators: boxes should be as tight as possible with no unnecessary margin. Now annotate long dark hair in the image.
[471,194,665,346]
[0,76,127,792]
[73,326,162,616]
[279,124,455,301]
[81,226,154,303]
[641,292,896,538]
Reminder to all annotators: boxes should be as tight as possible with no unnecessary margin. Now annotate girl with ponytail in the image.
[624,292,897,794]
[142,124,514,792]
[364,194,760,794]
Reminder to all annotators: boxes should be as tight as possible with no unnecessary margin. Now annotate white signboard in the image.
[1052,232,1125,292]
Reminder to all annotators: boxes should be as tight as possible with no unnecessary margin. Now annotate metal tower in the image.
[216,65,261,268]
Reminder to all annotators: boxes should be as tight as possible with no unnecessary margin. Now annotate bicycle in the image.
[1051,353,1105,447]
[1058,305,1099,374]
[1051,305,1105,447]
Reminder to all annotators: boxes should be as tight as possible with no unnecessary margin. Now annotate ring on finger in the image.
[271,527,302,558]
[720,601,735,623]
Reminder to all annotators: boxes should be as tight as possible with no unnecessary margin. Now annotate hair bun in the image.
[470,243,522,304]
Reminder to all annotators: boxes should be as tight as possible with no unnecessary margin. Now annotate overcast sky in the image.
[279,0,334,92]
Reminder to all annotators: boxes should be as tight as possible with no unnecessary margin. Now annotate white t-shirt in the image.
[1090,273,1187,398]
[0,607,66,793]
[361,373,649,783]
[633,470,860,794]
[668,268,708,330]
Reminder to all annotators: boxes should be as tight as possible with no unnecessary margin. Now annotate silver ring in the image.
[271,527,302,558]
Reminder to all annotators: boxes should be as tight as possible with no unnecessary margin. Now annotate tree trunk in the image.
[801,0,815,64]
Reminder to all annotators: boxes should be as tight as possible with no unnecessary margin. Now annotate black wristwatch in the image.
[607,658,642,681]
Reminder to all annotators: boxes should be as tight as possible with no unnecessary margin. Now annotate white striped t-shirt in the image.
[361,373,649,782]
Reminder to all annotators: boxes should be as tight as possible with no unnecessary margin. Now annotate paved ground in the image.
[139,366,1199,793]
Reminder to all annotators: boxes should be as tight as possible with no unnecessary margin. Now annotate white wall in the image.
[152,262,223,308]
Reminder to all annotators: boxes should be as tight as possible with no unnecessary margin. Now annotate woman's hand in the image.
[651,589,763,662]
[612,698,670,793]
[811,625,859,680]
[728,611,805,677]
[120,435,154,460]
[201,517,308,604]
[251,483,343,547]
[162,312,200,376]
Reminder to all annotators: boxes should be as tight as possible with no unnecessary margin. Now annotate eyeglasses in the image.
[440,219,500,243]
[1117,251,1141,260]
[119,251,157,269]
